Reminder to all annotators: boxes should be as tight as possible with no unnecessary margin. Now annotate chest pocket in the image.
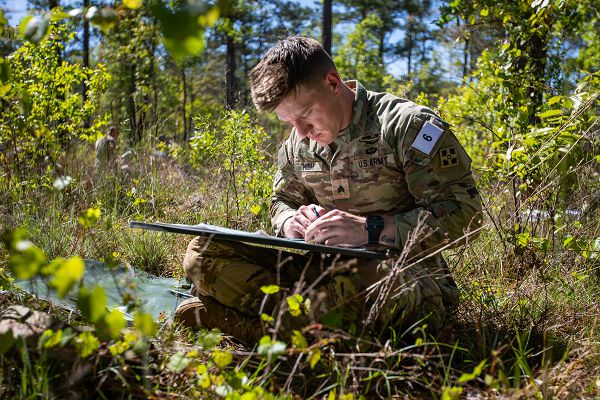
[347,141,412,214]
[295,152,335,205]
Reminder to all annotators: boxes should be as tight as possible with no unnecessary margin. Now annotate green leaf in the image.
[50,8,70,22]
[74,331,100,358]
[250,204,261,215]
[78,207,101,228]
[257,335,287,357]
[196,328,222,350]
[123,0,143,10]
[260,285,280,295]
[77,285,107,323]
[38,329,63,349]
[260,313,274,323]
[49,256,85,298]
[101,309,126,340]
[0,10,7,26]
[441,386,463,400]
[19,13,51,43]
[286,294,303,317]
[212,350,233,368]
[198,6,219,26]
[8,243,47,280]
[291,330,308,349]
[538,109,562,118]
[134,312,156,337]
[480,8,489,16]
[458,360,486,383]
[547,95,562,106]
[308,349,321,369]
[167,351,190,373]
[87,6,119,33]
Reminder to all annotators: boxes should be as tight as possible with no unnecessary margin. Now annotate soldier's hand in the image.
[282,204,326,238]
[304,209,368,247]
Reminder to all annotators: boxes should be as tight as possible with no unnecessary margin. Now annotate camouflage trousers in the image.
[182,236,459,335]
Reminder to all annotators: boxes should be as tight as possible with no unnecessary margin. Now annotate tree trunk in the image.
[181,66,188,142]
[82,0,90,128]
[149,30,158,137]
[322,0,332,55]
[463,35,469,81]
[127,64,138,143]
[526,31,547,125]
[225,34,236,110]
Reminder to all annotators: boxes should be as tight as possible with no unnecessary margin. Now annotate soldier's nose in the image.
[296,123,312,139]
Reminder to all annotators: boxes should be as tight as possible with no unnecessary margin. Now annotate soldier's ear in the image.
[324,70,342,94]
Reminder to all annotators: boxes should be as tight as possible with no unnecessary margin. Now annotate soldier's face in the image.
[274,72,345,146]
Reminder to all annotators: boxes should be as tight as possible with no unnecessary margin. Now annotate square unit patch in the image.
[440,147,459,168]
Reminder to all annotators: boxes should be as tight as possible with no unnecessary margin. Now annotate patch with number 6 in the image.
[410,121,444,155]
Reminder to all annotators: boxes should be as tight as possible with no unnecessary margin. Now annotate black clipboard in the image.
[129,221,388,260]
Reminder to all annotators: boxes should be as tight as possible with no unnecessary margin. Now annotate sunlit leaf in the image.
[212,350,233,368]
[19,13,51,43]
[260,313,274,323]
[480,8,489,16]
[257,335,287,357]
[291,330,308,349]
[50,8,70,22]
[168,351,191,373]
[308,349,321,369]
[102,309,126,340]
[286,294,303,317]
[458,359,486,383]
[0,10,7,26]
[78,207,101,228]
[197,328,222,350]
[87,7,119,33]
[538,109,562,118]
[123,0,143,10]
[50,256,85,298]
[77,285,107,323]
[75,331,100,358]
[134,311,156,337]
[198,6,219,26]
[9,243,47,280]
[260,285,280,295]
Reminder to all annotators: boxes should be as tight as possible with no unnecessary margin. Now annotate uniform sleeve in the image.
[393,111,483,256]
[270,138,316,236]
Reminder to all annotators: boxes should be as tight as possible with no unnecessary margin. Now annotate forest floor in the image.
[1,144,599,399]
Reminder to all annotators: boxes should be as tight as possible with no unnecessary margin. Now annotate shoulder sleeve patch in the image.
[410,121,444,155]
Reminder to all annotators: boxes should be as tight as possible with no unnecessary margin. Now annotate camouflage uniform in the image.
[183,80,482,334]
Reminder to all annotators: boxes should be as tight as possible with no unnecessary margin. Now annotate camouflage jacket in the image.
[271,81,483,255]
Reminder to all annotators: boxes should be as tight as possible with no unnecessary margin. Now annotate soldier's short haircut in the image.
[250,36,336,112]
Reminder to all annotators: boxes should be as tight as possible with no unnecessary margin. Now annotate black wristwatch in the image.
[365,215,384,244]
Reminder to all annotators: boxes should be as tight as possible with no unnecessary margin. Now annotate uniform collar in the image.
[336,80,368,145]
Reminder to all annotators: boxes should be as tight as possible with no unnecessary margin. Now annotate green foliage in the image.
[188,110,275,229]
[1,23,109,182]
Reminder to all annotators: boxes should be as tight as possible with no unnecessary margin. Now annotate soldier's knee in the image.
[183,237,208,279]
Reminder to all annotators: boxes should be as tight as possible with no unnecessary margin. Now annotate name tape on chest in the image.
[411,121,444,155]
[300,161,323,172]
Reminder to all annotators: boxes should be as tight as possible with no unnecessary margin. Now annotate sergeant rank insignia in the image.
[440,147,459,168]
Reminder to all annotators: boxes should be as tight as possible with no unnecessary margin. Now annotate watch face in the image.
[366,215,384,229]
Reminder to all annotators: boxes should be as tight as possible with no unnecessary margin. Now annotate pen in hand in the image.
[311,205,320,219]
